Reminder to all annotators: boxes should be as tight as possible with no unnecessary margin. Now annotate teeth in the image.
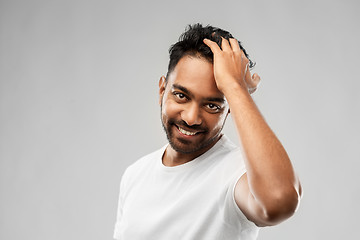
[178,127,197,136]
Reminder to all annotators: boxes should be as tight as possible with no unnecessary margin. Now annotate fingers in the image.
[204,37,234,53]
[204,37,241,54]
[203,38,221,54]
[241,49,249,64]
[245,64,252,86]
[229,38,241,53]
[221,37,232,52]
[230,39,249,68]
[204,36,261,94]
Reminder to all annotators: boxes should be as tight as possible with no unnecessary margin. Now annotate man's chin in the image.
[168,135,220,155]
[162,121,222,155]
[168,140,200,154]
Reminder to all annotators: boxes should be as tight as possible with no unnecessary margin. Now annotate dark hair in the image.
[166,23,255,79]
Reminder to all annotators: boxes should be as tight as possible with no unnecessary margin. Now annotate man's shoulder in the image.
[211,135,241,157]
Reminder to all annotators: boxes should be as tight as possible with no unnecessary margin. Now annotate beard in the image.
[160,107,224,155]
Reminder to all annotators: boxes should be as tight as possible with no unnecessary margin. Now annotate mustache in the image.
[169,119,208,132]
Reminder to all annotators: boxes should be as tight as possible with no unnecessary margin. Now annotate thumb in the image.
[244,64,261,88]
[251,73,261,87]
[247,72,261,94]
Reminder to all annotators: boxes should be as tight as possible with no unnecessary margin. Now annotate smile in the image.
[177,126,198,136]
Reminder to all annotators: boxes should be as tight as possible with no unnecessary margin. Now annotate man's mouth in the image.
[176,125,200,136]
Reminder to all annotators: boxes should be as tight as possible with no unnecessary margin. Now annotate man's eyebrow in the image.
[204,97,225,103]
[172,84,194,98]
[172,84,225,103]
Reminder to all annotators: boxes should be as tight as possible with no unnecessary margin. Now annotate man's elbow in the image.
[261,186,302,226]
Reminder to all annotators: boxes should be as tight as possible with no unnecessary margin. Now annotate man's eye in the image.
[174,92,186,99]
[206,103,220,111]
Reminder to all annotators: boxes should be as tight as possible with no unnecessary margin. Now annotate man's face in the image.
[159,55,230,155]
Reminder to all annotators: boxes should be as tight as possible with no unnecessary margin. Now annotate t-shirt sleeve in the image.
[222,149,258,233]
[113,168,129,240]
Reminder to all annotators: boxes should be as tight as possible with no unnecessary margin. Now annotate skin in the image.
[159,55,230,166]
[159,38,302,226]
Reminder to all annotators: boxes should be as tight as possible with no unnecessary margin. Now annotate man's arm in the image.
[204,38,302,227]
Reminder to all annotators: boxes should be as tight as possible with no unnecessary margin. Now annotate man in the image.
[114,24,302,240]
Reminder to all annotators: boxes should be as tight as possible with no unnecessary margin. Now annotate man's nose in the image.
[181,103,202,126]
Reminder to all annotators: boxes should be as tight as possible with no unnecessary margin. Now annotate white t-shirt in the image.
[113,135,259,240]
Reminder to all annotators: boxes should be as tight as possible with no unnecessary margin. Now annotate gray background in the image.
[1,0,359,239]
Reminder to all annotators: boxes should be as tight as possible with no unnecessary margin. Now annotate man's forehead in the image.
[167,56,215,85]
[166,56,225,100]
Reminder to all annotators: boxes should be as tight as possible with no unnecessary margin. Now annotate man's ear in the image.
[158,75,166,105]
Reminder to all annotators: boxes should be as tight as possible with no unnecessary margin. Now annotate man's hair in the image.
[166,23,255,79]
